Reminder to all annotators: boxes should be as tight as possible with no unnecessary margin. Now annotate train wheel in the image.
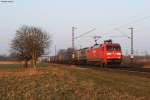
[102,63,105,68]
[100,62,103,67]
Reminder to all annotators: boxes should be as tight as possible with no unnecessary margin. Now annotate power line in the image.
[104,15,150,46]
[113,16,150,31]
[75,28,96,39]
[104,15,150,36]
[113,28,130,39]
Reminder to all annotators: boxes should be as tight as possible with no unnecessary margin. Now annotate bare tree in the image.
[11,25,51,68]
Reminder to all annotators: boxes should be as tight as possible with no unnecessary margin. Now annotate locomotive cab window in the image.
[107,45,121,51]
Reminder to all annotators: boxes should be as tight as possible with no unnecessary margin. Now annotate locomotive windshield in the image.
[107,45,121,51]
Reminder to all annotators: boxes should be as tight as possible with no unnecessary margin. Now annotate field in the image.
[0,64,150,100]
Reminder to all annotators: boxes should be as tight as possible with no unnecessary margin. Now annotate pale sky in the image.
[0,0,150,55]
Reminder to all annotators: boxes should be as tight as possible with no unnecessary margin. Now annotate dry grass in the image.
[0,64,150,100]
[0,61,23,64]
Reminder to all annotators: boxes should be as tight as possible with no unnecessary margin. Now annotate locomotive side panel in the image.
[86,46,104,63]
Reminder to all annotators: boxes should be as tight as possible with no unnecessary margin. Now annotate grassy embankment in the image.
[0,64,150,100]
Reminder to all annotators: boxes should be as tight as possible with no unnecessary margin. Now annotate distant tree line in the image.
[0,53,18,61]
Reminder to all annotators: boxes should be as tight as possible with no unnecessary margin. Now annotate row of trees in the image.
[0,53,22,61]
[11,25,51,68]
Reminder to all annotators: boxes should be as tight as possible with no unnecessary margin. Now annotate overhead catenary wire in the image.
[113,16,150,30]
[75,28,96,39]
[104,15,150,36]
[113,28,131,39]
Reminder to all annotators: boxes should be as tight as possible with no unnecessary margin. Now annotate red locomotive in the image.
[51,39,122,67]
[73,40,122,66]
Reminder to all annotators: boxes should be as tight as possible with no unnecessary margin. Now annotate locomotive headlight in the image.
[107,53,111,55]
[116,53,121,55]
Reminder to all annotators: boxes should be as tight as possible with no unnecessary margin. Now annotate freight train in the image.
[50,40,122,67]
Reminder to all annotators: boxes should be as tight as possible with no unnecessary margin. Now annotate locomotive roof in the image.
[104,43,120,46]
[76,43,121,51]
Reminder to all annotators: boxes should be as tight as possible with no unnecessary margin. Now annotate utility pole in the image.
[55,45,57,56]
[72,26,77,50]
[129,27,134,63]
[71,27,95,60]
[72,26,77,60]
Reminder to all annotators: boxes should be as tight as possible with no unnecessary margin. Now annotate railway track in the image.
[82,64,150,77]
[50,63,150,77]
[59,63,150,76]
[114,66,150,74]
